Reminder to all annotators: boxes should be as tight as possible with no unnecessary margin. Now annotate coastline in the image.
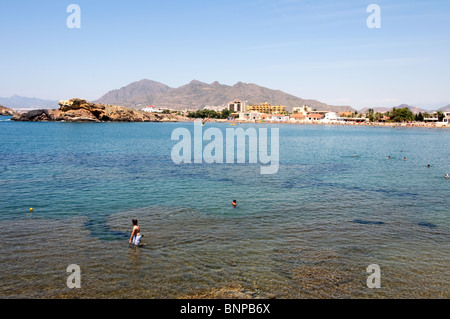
[5,98,448,128]
[196,118,450,129]
[5,114,449,129]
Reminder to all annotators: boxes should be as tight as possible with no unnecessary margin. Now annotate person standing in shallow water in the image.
[129,219,142,246]
[232,199,237,208]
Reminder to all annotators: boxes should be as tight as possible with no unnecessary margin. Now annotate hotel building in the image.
[247,102,286,114]
[228,100,247,113]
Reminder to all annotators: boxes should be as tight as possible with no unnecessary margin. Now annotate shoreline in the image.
[194,118,450,129]
[3,114,449,129]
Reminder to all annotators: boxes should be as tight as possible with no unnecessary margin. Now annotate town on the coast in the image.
[141,100,450,127]
[2,97,449,127]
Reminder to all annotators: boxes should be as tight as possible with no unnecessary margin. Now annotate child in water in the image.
[129,219,142,246]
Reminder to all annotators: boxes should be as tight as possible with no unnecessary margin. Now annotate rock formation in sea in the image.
[0,105,15,116]
[11,99,185,122]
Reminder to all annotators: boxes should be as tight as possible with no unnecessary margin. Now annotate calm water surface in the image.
[0,117,449,298]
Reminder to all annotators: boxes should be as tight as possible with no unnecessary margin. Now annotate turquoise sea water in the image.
[0,116,449,298]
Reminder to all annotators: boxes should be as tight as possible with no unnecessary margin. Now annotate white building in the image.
[203,105,225,112]
[239,112,262,121]
[292,105,312,115]
[142,106,163,113]
[323,112,338,122]
[270,114,290,122]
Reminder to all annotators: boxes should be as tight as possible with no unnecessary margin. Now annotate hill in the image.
[438,105,450,112]
[11,99,185,123]
[360,104,429,114]
[95,79,171,106]
[95,79,355,113]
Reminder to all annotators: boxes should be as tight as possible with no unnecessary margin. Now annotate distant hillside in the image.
[360,104,429,114]
[438,105,450,112]
[95,79,171,106]
[95,79,355,113]
[0,95,59,110]
[395,104,428,114]
[359,107,392,114]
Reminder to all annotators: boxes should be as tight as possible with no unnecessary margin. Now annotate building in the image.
[309,110,331,115]
[443,116,450,125]
[228,100,247,113]
[270,114,290,122]
[204,105,226,112]
[142,106,163,113]
[237,112,289,122]
[289,113,306,122]
[239,112,262,121]
[323,112,338,122]
[307,114,325,121]
[292,105,312,115]
[340,111,354,117]
[247,102,286,114]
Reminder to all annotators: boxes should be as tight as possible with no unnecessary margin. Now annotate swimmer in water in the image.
[404,157,407,161]
[129,219,142,246]
[232,199,237,208]
[446,174,449,179]
[388,156,391,159]
[427,164,431,168]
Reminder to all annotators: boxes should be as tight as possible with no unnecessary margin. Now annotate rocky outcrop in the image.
[13,109,54,121]
[0,105,15,116]
[11,98,186,123]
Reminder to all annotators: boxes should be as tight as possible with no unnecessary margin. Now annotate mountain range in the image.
[94,79,355,113]
[0,95,59,110]
[441,105,450,112]
[2,81,449,113]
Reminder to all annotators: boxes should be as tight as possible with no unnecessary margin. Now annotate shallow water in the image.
[0,118,449,298]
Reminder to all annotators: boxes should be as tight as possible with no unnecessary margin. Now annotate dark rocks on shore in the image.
[10,98,185,123]
[12,109,53,121]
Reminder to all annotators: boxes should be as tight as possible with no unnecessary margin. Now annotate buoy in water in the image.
[29,208,33,212]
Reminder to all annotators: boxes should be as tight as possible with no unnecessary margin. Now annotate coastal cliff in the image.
[0,105,15,116]
[11,99,185,122]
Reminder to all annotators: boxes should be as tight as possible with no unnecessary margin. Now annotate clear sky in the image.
[1,0,449,110]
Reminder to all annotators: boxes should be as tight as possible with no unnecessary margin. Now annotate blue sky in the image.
[0,0,449,110]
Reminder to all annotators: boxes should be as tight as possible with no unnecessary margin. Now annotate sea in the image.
[0,115,449,299]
